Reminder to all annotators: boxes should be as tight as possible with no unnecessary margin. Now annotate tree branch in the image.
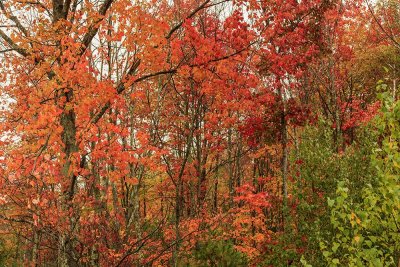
[366,0,400,51]
[90,58,142,124]
[79,0,114,55]
[62,0,72,18]
[166,0,211,39]
[0,28,28,57]
[16,0,51,13]
[0,0,29,36]
[89,39,253,125]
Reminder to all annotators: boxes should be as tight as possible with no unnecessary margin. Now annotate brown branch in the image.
[16,0,51,14]
[144,212,231,266]
[0,214,32,225]
[0,0,29,36]
[0,48,18,53]
[366,0,400,51]
[90,59,142,124]
[90,68,177,125]
[129,68,178,87]
[166,0,211,39]
[114,215,168,267]
[62,0,72,18]
[90,41,253,125]
[0,28,28,57]
[79,0,114,55]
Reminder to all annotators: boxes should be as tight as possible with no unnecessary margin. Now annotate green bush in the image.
[292,121,377,266]
[318,92,400,266]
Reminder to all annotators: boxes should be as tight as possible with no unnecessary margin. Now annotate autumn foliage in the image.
[0,0,398,266]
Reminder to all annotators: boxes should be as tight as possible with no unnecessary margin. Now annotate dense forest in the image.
[0,0,399,266]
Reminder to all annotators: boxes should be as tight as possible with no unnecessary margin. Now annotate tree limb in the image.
[166,0,211,39]
[0,0,29,36]
[0,28,28,57]
[79,0,114,55]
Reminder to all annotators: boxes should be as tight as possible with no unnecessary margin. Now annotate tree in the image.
[0,0,373,266]
[0,0,259,265]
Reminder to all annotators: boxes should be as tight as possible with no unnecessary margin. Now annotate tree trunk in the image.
[280,88,288,231]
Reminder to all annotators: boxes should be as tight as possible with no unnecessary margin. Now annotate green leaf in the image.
[332,242,340,252]
[328,198,335,207]
[323,251,331,258]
